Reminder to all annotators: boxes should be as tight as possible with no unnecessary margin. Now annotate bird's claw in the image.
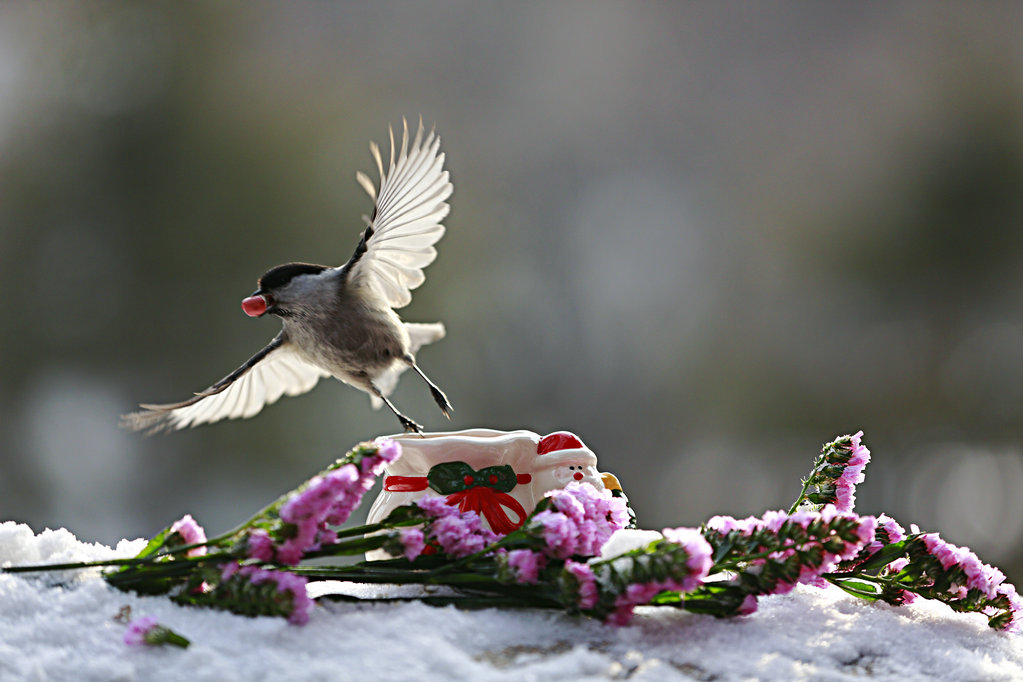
[400,416,424,435]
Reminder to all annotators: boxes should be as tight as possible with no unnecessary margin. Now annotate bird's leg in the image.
[370,382,424,434]
[404,355,452,419]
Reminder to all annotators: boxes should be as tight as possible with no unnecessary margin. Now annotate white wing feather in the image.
[123,345,328,433]
[350,118,452,309]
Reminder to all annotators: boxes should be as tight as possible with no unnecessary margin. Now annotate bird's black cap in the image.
[257,262,329,292]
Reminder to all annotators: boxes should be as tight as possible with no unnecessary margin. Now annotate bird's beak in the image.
[241,292,270,317]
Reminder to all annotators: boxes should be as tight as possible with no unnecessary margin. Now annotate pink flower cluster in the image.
[862,513,907,558]
[410,495,499,559]
[123,615,160,646]
[169,514,207,557]
[221,562,314,625]
[506,549,546,584]
[707,506,877,605]
[565,560,599,609]
[921,533,1010,601]
[531,482,631,559]
[263,439,401,565]
[396,527,426,562]
[607,527,714,625]
[123,616,189,648]
[908,531,1023,631]
[708,507,875,558]
[661,527,715,584]
[834,431,870,512]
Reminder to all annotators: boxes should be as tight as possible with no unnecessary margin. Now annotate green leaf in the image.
[427,462,518,494]
[133,527,172,561]
[379,504,428,526]
[853,540,909,572]
[829,577,882,600]
[427,461,476,494]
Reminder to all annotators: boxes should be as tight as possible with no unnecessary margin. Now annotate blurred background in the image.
[2,2,1023,581]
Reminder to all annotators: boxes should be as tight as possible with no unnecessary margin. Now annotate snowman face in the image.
[551,463,602,487]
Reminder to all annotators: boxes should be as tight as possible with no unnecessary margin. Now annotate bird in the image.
[121,118,453,435]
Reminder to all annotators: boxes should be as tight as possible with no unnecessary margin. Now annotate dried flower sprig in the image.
[123,615,190,649]
[5,431,1021,636]
[789,431,870,514]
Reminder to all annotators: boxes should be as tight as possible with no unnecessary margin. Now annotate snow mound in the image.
[2,521,1022,681]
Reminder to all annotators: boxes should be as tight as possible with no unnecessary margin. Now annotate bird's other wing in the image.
[349,117,452,309]
[120,335,328,434]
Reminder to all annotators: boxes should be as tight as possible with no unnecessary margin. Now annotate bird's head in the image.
[242,262,331,318]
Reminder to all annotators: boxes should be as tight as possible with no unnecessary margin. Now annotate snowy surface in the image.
[2,521,1023,682]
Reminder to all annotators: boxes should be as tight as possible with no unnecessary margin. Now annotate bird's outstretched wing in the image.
[120,335,328,434]
[350,118,452,309]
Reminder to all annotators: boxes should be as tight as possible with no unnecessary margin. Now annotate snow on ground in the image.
[2,521,1022,682]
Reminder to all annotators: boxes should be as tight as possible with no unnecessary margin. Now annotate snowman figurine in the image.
[366,428,632,536]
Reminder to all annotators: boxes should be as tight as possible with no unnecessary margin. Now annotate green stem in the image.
[315,592,563,610]
[161,630,191,649]
[3,557,146,573]
[788,475,816,515]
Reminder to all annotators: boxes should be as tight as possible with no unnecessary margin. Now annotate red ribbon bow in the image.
[444,486,527,535]
[384,469,533,535]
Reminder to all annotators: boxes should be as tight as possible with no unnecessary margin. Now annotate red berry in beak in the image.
[241,295,268,317]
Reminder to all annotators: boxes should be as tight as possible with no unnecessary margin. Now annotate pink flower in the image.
[848,431,870,467]
[853,515,879,550]
[661,526,714,586]
[831,432,869,513]
[374,438,402,465]
[273,461,378,563]
[429,511,497,558]
[737,594,759,615]
[923,534,962,570]
[997,584,1023,633]
[532,483,630,559]
[920,533,1010,601]
[506,549,546,584]
[123,616,190,648]
[123,615,159,646]
[245,529,275,562]
[599,528,715,625]
[398,527,426,562]
[877,514,907,544]
[706,515,738,534]
[834,483,855,513]
[759,510,789,534]
[169,514,207,557]
[550,482,631,533]
[274,573,315,625]
[533,510,578,559]
[610,582,673,625]
[417,495,459,519]
[231,565,314,625]
[565,560,598,609]
[548,487,587,522]
[863,513,908,557]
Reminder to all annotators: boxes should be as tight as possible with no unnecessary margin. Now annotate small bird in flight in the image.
[122,119,453,435]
